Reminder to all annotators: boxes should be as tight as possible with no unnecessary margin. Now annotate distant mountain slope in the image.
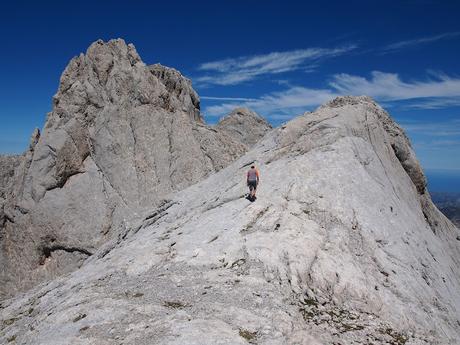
[431,192,460,228]
[1,96,459,345]
[216,107,272,147]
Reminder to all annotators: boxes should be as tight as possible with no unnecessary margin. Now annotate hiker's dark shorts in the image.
[248,180,258,191]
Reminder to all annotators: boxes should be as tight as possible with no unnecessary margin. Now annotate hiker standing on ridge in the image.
[247,165,260,201]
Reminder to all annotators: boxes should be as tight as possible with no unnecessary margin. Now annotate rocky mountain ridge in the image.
[216,107,272,147]
[0,39,269,300]
[1,91,459,344]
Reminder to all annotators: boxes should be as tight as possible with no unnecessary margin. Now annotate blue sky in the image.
[0,1,459,179]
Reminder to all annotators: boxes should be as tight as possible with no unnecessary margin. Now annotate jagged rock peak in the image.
[216,107,272,147]
[50,38,202,130]
[223,107,267,122]
[149,63,202,123]
[0,38,253,300]
[321,94,375,108]
[28,128,40,151]
[57,38,142,96]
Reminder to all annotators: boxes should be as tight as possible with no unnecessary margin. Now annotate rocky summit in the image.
[216,107,272,148]
[0,39,265,300]
[0,40,460,345]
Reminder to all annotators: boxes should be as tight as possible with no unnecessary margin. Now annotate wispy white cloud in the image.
[404,98,460,109]
[400,119,460,138]
[413,139,460,150]
[203,71,460,119]
[381,118,460,150]
[430,139,460,147]
[205,86,338,117]
[381,32,460,53]
[329,71,460,101]
[201,96,257,101]
[196,45,356,86]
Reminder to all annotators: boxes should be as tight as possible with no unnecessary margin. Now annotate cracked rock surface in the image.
[0,39,265,299]
[1,96,459,344]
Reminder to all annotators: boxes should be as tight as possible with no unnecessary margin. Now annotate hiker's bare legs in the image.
[247,179,258,199]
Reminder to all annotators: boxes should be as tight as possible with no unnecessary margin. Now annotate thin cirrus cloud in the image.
[330,71,460,101]
[381,32,460,53]
[400,119,460,150]
[200,96,257,102]
[195,33,460,87]
[400,119,460,137]
[196,45,357,86]
[203,71,460,118]
[404,97,460,110]
[204,86,338,119]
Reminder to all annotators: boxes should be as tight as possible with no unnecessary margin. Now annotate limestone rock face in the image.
[0,129,40,232]
[0,39,252,299]
[216,107,272,147]
[1,96,459,344]
[0,156,22,204]
[0,155,23,229]
[0,156,22,192]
